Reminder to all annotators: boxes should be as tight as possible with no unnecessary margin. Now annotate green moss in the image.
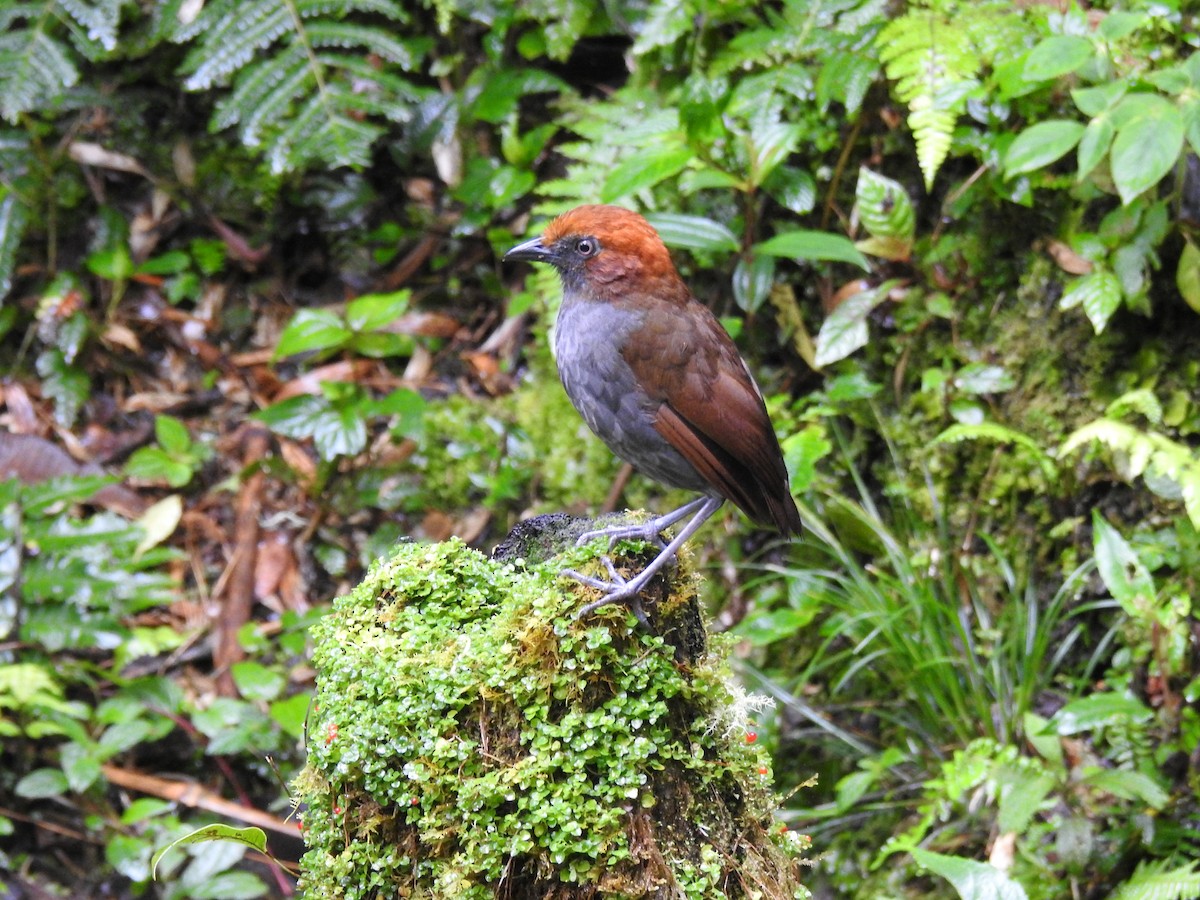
[294,537,808,898]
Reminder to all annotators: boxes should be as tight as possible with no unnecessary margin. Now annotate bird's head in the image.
[504,205,682,299]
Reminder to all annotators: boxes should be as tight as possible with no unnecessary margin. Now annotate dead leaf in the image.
[1045,239,1093,276]
[135,495,183,557]
[0,430,147,516]
[69,142,152,178]
[0,382,39,433]
[989,832,1016,872]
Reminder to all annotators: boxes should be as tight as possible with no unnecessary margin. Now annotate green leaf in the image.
[86,245,134,281]
[643,214,738,253]
[1083,768,1169,809]
[997,771,1055,834]
[346,290,409,332]
[764,165,816,215]
[60,741,102,793]
[1051,693,1152,734]
[230,662,286,702]
[855,168,915,260]
[781,425,832,493]
[137,250,192,276]
[600,143,693,202]
[1109,95,1184,205]
[15,767,69,798]
[911,849,1029,900]
[813,284,889,367]
[274,309,352,359]
[1071,81,1127,117]
[1076,115,1114,182]
[953,363,1015,395]
[269,692,311,739]
[1059,270,1121,333]
[155,416,192,454]
[747,122,802,188]
[1177,239,1200,314]
[1023,36,1094,81]
[151,825,267,881]
[1004,120,1085,177]
[755,230,869,270]
[1092,512,1155,616]
[732,253,775,313]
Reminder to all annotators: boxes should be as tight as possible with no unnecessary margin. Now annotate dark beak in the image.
[503,237,555,264]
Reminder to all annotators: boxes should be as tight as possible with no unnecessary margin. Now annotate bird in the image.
[504,204,801,627]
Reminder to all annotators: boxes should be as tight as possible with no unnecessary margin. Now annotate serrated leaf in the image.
[644,214,738,253]
[755,230,869,270]
[1109,95,1184,205]
[1059,270,1121,333]
[600,143,692,202]
[1023,35,1094,81]
[1005,120,1085,177]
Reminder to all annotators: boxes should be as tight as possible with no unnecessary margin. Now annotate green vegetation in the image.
[1,0,1199,897]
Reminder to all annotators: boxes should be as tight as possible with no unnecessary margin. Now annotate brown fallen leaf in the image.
[0,430,147,517]
[1044,239,1093,276]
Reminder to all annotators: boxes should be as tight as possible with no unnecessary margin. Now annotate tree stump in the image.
[294,514,808,899]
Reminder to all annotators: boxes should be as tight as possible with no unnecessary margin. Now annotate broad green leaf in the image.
[997,771,1055,834]
[274,309,352,358]
[755,230,870,270]
[1059,270,1121,333]
[1076,115,1114,182]
[60,741,102,793]
[1177,239,1200,314]
[747,122,802,187]
[1083,768,1168,808]
[151,825,267,881]
[644,213,738,253]
[1182,96,1200,156]
[1004,120,1085,177]
[1091,512,1155,616]
[270,692,311,739]
[230,661,286,702]
[155,415,192,454]
[781,425,831,493]
[1023,35,1094,81]
[1109,95,1184,204]
[87,245,134,281]
[137,250,191,276]
[600,143,693,202]
[15,767,69,798]
[1051,692,1152,734]
[732,253,775,313]
[1071,81,1127,117]
[346,290,409,332]
[911,849,1029,900]
[1098,11,1146,41]
[813,284,888,367]
[764,165,816,215]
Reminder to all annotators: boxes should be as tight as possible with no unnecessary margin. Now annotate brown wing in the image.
[622,296,801,534]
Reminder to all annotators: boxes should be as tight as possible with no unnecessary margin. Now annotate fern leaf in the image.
[1110,859,1200,900]
[303,21,425,69]
[218,49,309,140]
[0,27,80,122]
[183,2,291,90]
[56,0,122,55]
[0,188,30,301]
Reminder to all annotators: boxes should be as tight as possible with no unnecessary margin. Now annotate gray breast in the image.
[553,298,710,493]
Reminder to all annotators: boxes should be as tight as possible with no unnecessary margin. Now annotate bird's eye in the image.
[575,238,597,258]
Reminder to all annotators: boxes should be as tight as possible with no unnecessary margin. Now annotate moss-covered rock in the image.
[294,527,808,898]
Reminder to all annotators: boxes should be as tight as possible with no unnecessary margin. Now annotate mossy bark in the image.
[294,515,808,899]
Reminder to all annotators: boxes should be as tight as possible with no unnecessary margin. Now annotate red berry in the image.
[746,731,758,743]
[758,766,768,775]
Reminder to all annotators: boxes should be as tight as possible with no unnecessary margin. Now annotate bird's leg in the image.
[565,496,723,628]
[574,495,713,550]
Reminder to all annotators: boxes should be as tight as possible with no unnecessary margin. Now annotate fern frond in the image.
[55,0,121,56]
[1110,859,1200,900]
[182,3,292,90]
[0,187,31,301]
[876,1,1014,189]
[177,0,425,172]
[0,27,79,122]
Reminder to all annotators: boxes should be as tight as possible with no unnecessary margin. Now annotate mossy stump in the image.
[294,514,808,899]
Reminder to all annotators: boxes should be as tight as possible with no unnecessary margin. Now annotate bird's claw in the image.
[562,558,653,631]
[575,521,667,551]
